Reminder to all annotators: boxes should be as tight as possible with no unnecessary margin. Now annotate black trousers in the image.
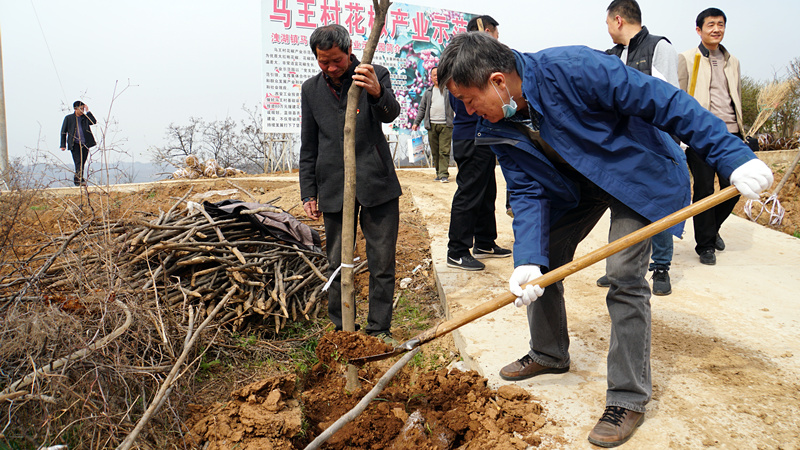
[323,198,398,335]
[447,139,498,257]
[70,144,90,186]
[685,132,742,254]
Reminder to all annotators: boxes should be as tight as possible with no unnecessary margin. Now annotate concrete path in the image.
[403,167,800,449]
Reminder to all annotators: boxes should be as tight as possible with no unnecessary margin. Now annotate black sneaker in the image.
[651,269,671,296]
[447,254,485,271]
[440,177,449,183]
[473,245,512,259]
[434,176,441,181]
[714,233,725,251]
[699,249,716,265]
[596,275,610,287]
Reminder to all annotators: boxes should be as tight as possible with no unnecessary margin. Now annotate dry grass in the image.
[746,79,799,138]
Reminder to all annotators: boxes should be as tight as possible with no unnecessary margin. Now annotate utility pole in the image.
[0,24,10,186]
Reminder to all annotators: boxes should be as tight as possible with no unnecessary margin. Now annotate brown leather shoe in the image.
[587,406,645,448]
[499,354,569,381]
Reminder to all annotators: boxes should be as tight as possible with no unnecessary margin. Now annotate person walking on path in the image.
[446,15,511,272]
[412,67,453,182]
[678,7,744,266]
[60,100,96,186]
[437,32,771,447]
[298,24,401,340]
[596,0,682,296]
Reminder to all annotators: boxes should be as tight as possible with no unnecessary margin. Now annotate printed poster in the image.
[261,0,475,134]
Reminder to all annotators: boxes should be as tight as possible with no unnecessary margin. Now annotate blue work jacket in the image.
[476,47,757,269]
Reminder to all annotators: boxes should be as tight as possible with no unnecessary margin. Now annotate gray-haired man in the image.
[437,32,771,447]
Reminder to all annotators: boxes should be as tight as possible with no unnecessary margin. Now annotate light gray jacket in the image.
[413,87,454,130]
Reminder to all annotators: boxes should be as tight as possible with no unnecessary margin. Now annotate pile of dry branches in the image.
[2,194,332,334]
[0,188,335,448]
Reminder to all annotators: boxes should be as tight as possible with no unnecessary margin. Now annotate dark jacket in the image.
[413,87,454,130]
[606,26,668,76]
[449,94,480,140]
[476,47,756,268]
[60,112,97,150]
[299,55,402,213]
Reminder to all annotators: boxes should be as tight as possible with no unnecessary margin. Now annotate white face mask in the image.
[491,82,518,118]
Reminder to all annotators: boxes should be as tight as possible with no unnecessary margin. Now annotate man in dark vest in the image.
[598,0,681,296]
[446,15,512,271]
[298,24,401,342]
[60,100,97,186]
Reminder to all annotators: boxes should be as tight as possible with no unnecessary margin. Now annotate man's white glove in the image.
[509,264,545,307]
[730,159,773,200]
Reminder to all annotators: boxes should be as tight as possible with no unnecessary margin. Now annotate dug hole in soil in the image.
[185,331,553,449]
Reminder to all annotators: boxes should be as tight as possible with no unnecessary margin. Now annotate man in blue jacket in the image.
[437,32,772,447]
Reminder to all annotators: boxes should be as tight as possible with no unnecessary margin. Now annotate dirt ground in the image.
[175,159,800,449]
[399,164,800,449]
[2,174,559,448]
[3,157,798,448]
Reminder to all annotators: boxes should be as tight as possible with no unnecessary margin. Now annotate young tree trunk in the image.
[341,0,392,392]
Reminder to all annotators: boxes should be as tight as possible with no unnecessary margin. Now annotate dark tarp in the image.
[203,199,321,253]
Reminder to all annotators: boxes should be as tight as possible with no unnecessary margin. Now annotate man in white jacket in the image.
[678,7,745,266]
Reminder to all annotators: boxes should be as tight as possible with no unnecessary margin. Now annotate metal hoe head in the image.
[349,337,421,365]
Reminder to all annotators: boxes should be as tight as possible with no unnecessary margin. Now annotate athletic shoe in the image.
[651,269,671,296]
[434,176,441,181]
[446,254,485,271]
[473,245,512,259]
[440,177,449,183]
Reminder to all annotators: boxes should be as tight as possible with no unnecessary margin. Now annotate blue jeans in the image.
[526,177,652,413]
[649,230,673,271]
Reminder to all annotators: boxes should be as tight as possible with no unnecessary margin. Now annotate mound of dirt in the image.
[186,331,552,449]
[186,375,302,449]
[315,331,394,366]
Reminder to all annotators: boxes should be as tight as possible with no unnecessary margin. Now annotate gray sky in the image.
[2,0,799,166]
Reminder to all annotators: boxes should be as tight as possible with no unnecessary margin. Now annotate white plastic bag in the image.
[407,132,425,163]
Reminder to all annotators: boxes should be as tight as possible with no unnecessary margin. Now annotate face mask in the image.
[491,82,518,118]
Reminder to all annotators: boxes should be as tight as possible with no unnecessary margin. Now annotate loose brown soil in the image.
[186,331,551,449]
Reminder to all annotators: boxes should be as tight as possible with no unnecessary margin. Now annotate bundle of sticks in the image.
[3,194,346,334]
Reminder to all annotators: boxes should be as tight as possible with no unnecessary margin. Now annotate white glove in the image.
[509,265,545,307]
[730,159,773,200]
